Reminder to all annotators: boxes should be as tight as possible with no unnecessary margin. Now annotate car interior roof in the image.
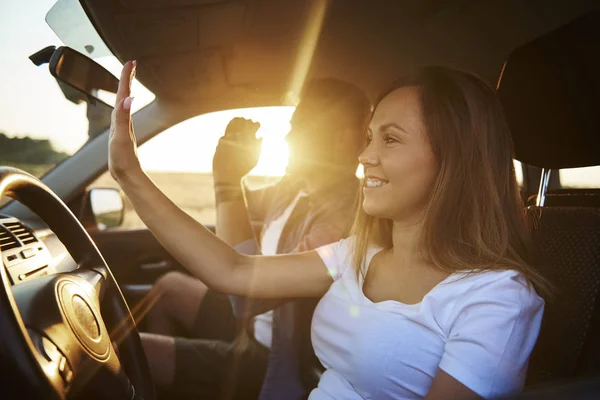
[82,0,600,113]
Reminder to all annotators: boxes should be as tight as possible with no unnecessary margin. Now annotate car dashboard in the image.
[0,214,77,285]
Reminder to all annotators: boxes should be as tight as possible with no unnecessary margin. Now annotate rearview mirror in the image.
[49,46,118,108]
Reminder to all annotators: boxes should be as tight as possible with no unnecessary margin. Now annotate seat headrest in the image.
[497,9,600,169]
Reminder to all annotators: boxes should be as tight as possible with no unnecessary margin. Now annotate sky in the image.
[0,1,598,184]
[0,0,90,153]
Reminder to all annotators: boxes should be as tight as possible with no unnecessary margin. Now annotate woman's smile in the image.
[364,176,389,188]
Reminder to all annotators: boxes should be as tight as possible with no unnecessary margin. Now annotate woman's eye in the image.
[384,135,399,144]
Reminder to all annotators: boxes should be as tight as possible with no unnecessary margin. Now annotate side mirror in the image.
[49,46,118,108]
[88,188,125,229]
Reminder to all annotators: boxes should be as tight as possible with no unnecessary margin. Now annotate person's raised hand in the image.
[212,117,262,188]
[109,60,141,183]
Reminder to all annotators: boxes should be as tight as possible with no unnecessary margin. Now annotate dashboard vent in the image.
[4,222,37,245]
[0,225,19,252]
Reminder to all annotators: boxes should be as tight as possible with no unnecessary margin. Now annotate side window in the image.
[559,166,600,189]
[90,107,294,229]
[513,160,524,186]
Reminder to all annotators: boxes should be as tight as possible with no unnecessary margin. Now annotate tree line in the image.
[0,133,68,165]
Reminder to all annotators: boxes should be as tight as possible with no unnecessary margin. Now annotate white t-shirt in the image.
[309,237,545,400]
[253,191,307,348]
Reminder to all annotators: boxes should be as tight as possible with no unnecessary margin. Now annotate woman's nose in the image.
[358,143,379,167]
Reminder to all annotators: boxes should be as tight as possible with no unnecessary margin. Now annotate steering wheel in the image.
[0,167,155,400]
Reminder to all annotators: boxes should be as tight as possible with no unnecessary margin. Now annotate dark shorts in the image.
[161,290,268,400]
[189,290,239,342]
[163,336,269,400]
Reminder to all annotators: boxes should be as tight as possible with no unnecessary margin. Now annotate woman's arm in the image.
[120,174,331,298]
[109,61,332,299]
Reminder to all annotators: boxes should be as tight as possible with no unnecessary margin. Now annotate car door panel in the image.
[89,225,215,306]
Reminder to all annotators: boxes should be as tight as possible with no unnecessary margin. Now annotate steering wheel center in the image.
[58,280,110,360]
[72,295,100,339]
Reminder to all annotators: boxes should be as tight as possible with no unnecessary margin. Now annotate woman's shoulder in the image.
[450,268,532,289]
[443,269,545,312]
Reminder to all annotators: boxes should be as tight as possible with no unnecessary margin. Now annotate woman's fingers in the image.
[109,61,141,181]
[117,60,136,101]
[112,60,136,135]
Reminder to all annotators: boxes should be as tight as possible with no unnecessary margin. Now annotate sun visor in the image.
[497,9,600,169]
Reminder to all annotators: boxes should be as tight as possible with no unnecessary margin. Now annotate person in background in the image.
[140,78,371,399]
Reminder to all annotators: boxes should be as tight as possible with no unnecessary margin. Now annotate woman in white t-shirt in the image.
[110,63,549,399]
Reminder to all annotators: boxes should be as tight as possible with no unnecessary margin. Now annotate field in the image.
[93,171,280,229]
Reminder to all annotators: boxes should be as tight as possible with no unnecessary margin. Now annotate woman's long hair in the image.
[352,66,551,296]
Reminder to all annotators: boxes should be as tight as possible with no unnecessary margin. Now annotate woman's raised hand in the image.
[109,60,141,183]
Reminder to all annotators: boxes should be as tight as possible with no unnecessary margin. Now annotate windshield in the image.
[0,0,154,179]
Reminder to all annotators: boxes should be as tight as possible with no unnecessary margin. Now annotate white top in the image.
[254,191,307,348]
[309,237,545,400]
